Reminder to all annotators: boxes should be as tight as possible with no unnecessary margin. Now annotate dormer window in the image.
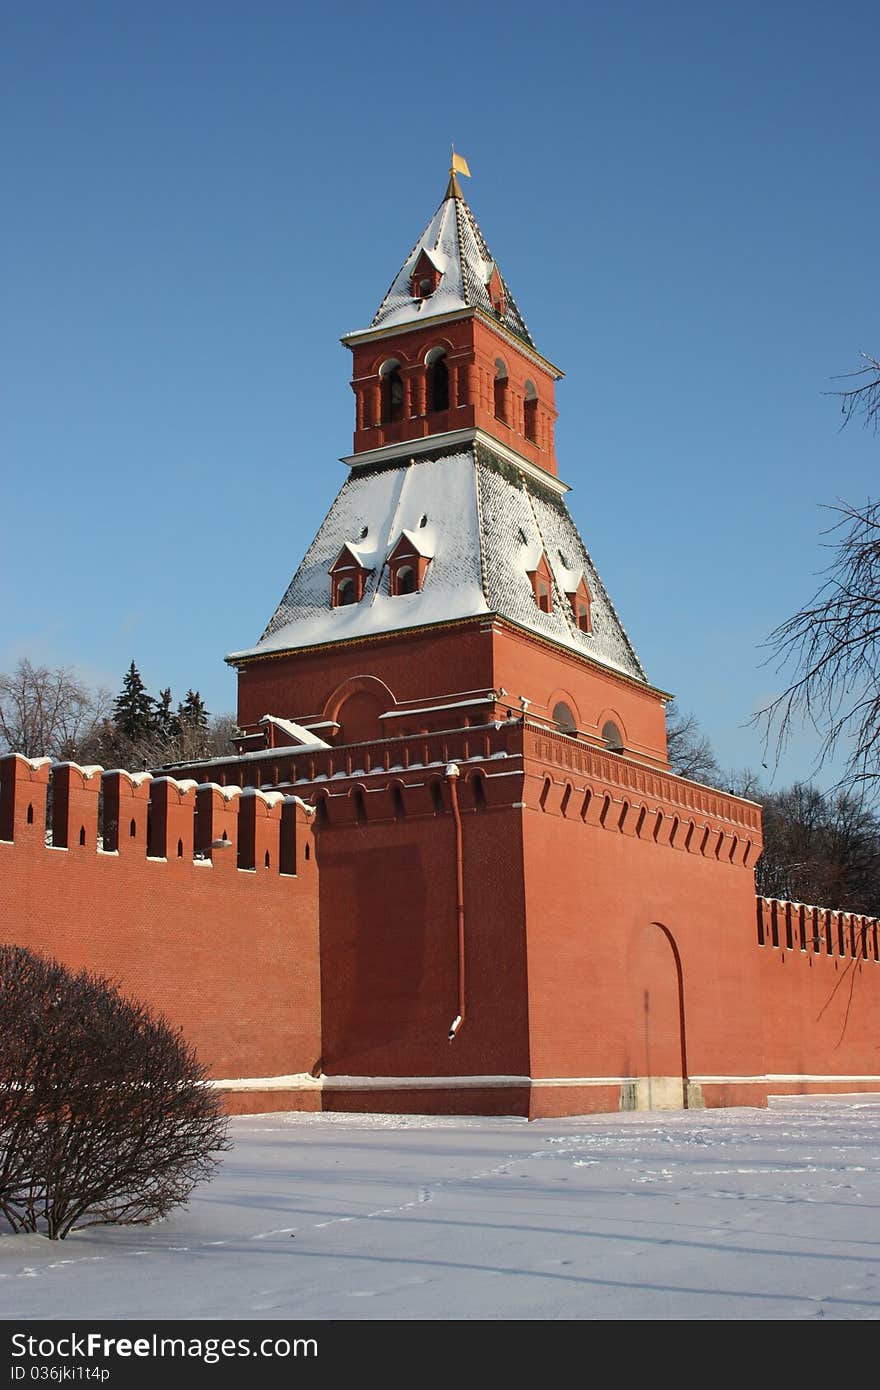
[330,543,373,608]
[566,577,592,634]
[486,263,506,317]
[393,565,417,596]
[527,553,554,614]
[410,249,443,300]
[387,530,433,596]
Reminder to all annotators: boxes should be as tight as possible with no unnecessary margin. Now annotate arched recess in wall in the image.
[323,675,396,746]
[548,688,580,737]
[597,708,627,754]
[623,921,690,1109]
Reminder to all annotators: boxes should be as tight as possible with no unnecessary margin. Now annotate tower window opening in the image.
[494,359,508,424]
[524,380,538,443]
[380,361,404,424]
[336,577,356,607]
[394,564,417,596]
[419,277,433,297]
[575,600,590,633]
[425,348,449,413]
[538,581,551,614]
[26,803,34,825]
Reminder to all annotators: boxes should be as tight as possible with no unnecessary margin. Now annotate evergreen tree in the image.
[175,690,210,760]
[155,687,177,743]
[177,690,209,731]
[112,662,155,745]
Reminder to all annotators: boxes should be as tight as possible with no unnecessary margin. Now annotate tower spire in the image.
[445,147,471,200]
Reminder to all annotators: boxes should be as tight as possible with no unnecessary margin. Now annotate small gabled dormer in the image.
[567,576,592,634]
[410,248,445,301]
[330,541,374,607]
[387,526,433,596]
[485,262,506,318]
[527,552,554,614]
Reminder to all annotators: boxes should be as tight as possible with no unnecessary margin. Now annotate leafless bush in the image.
[0,946,229,1240]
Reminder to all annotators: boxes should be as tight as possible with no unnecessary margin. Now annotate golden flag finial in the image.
[446,147,471,199]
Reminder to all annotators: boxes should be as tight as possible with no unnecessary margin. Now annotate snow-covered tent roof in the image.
[228,446,645,683]
[354,180,535,348]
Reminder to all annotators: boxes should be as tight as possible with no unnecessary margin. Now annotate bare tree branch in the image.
[756,499,880,797]
[829,353,880,433]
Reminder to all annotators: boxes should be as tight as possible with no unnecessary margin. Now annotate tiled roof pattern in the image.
[474,457,646,680]
[232,449,645,684]
[366,189,535,348]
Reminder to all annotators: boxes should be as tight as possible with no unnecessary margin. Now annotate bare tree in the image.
[755,784,880,915]
[759,500,880,797]
[832,352,880,433]
[0,660,110,761]
[665,699,722,786]
[0,945,229,1240]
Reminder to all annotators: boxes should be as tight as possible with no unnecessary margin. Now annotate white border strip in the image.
[212,1071,880,1094]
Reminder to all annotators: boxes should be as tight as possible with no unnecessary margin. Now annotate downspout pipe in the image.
[446,762,466,1040]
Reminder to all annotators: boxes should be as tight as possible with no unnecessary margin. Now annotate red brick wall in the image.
[518,745,766,1116]
[235,623,493,732]
[755,898,880,1082]
[313,769,530,1086]
[492,624,670,767]
[0,756,321,1088]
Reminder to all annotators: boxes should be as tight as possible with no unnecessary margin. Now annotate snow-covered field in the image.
[3,1095,880,1321]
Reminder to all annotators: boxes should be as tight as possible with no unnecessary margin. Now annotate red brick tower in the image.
[229,168,670,767]
[178,167,765,1116]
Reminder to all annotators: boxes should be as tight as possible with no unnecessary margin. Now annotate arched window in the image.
[394,565,416,595]
[553,702,576,735]
[602,720,624,753]
[524,380,538,443]
[336,577,356,606]
[425,347,449,413]
[380,360,404,424]
[494,358,508,423]
[537,580,551,613]
[574,599,590,633]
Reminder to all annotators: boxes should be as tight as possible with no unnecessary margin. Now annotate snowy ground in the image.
[3,1095,880,1321]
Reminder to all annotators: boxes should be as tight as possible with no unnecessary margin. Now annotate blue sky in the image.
[3,1,877,786]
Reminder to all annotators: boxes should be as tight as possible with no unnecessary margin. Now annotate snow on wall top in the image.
[229,448,646,683]
[362,188,534,348]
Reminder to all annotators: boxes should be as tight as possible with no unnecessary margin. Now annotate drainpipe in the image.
[446,762,465,1040]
